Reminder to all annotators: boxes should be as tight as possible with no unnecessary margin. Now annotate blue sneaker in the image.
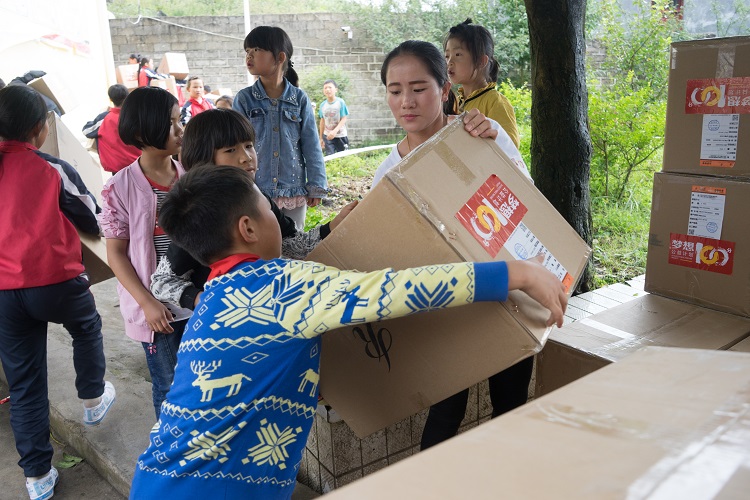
[26,466,58,500]
[83,381,116,426]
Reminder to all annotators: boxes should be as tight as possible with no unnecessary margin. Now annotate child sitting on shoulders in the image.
[180,76,214,125]
[129,165,566,499]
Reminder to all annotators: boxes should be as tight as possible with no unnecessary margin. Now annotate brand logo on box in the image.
[685,77,750,114]
[456,175,527,258]
[668,233,735,275]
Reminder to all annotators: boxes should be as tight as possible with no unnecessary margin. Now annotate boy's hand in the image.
[193,291,203,309]
[329,200,359,231]
[507,255,568,328]
[463,108,498,140]
[144,298,175,333]
[320,138,325,149]
[326,131,337,140]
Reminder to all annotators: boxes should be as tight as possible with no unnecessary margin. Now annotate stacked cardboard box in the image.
[323,347,750,499]
[115,64,139,91]
[158,52,189,80]
[300,118,591,491]
[536,37,750,396]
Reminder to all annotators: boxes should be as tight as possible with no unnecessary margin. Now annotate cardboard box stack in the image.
[115,63,140,91]
[158,52,189,80]
[536,36,750,396]
[323,347,750,499]
[298,118,591,491]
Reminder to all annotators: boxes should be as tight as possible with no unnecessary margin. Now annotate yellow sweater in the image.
[454,83,520,149]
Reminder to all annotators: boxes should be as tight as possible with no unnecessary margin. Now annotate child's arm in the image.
[50,156,101,235]
[319,116,326,150]
[107,238,175,333]
[297,91,328,204]
[82,110,108,139]
[326,115,347,141]
[151,255,202,310]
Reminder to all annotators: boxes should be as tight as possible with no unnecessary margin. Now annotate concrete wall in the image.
[109,14,400,145]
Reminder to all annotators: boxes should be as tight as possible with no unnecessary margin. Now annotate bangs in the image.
[214,111,256,148]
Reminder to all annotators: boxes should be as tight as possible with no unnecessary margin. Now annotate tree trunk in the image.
[524,0,594,293]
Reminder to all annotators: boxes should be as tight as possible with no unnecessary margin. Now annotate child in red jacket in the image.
[179,76,214,125]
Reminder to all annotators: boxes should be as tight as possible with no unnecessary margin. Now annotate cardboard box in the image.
[116,64,139,91]
[158,52,189,80]
[308,118,591,438]
[39,112,113,284]
[324,347,750,499]
[150,75,178,98]
[645,171,750,316]
[29,73,77,115]
[729,336,750,352]
[662,36,750,177]
[535,294,750,397]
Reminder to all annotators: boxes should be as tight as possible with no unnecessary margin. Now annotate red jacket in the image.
[0,141,100,289]
[180,98,213,124]
[97,108,140,173]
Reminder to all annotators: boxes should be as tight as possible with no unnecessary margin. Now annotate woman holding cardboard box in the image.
[373,40,535,451]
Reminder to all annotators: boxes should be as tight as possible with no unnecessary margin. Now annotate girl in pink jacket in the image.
[99,87,190,419]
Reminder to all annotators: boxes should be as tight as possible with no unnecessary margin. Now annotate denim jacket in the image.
[233,79,328,199]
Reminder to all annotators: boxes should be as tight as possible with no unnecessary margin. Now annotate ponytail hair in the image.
[244,26,297,86]
[444,18,500,84]
[0,85,47,142]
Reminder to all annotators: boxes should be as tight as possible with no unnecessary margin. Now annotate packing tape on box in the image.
[671,38,737,78]
[717,46,736,79]
[627,383,750,499]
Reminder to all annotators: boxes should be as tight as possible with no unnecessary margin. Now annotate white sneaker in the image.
[83,381,116,426]
[26,466,58,500]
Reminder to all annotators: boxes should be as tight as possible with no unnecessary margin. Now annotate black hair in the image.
[159,165,261,265]
[129,53,141,62]
[108,84,129,107]
[323,79,337,88]
[118,87,178,150]
[181,109,256,171]
[0,85,47,142]
[186,76,202,90]
[380,40,449,88]
[243,26,299,87]
[215,95,234,108]
[0,78,5,90]
[444,18,499,83]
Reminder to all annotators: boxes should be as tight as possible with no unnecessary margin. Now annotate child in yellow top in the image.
[444,18,520,148]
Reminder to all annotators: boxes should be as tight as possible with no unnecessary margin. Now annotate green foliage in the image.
[497,80,531,165]
[324,150,384,185]
[299,66,351,110]
[347,0,530,85]
[708,0,750,37]
[303,205,334,231]
[587,0,683,203]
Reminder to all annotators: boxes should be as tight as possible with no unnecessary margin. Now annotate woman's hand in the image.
[143,298,174,333]
[462,108,498,140]
[307,197,322,207]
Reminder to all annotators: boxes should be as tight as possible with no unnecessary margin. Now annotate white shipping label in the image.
[700,114,739,168]
[504,222,569,282]
[688,186,726,239]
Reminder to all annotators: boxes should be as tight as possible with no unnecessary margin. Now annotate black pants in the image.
[0,275,106,477]
[323,136,349,155]
[420,356,534,450]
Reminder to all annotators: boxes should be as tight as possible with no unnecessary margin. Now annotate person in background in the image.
[99,87,190,419]
[215,95,233,109]
[7,70,61,116]
[179,76,214,125]
[128,53,141,65]
[233,25,327,231]
[129,165,566,499]
[444,18,520,148]
[0,84,115,500]
[82,84,141,174]
[137,57,164,88]
[318,79,350,155]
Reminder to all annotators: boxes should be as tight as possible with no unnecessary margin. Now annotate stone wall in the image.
[109,14,400,145]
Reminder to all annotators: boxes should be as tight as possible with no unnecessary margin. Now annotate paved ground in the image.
[0,278,318,499]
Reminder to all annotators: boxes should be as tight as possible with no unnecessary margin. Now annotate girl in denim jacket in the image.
[98,87,192,419]
[233,26,328,230]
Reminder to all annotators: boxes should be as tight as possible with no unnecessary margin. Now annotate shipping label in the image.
[688,185,726,238]
[685,77,750,114]
[668,233,735,275]
[456,175,527,258]
[504,222,575,292]
[700,114,739,168]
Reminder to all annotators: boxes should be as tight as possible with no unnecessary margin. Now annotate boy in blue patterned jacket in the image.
[129,165,567,499]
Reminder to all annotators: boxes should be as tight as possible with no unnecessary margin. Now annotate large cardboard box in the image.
[40,112,114,284]
[645,171,750,316]
[308,118,591,438]
[29,73,77,115]
[150,75,178,98]
[116,63,140,91]
[662,36,750,177]
[324,347,750,499]
[535,294,750,396]
[158,52,189,80]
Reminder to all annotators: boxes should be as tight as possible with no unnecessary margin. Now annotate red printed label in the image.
[668,233,735,275]
[685,77,750,114]
[456,175,527,258]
